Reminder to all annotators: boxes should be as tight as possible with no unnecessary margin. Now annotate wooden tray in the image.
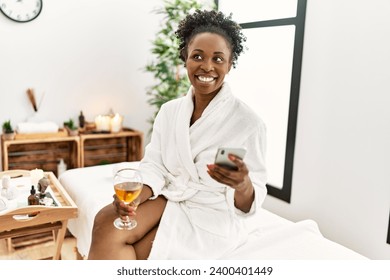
[0,171,78,232]
[0,171,78,260]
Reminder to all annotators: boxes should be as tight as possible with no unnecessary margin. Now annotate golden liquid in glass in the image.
[114,182,142,204]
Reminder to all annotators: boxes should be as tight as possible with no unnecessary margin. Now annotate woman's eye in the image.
[193,54,202,60]
[214,57,223,63]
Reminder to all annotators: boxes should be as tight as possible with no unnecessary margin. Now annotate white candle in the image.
[95,115,111,131]
[95,115,103,131]
[30,168,44,188]
[110,113,123,133]
[102,116,111,131]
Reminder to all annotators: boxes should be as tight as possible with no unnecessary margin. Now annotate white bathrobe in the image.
[138,82,267,259]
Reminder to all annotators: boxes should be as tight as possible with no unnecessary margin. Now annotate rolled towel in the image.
[16,121,59,134]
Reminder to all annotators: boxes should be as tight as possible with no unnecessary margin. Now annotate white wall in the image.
[263,0,390,260]
[0,0,162,162]
[0,0,389,260]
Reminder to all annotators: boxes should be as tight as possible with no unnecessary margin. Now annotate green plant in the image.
[63,118,77,130]
[2,120,14,133]
[144,0,214,130]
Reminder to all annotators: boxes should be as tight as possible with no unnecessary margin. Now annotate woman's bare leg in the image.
[133,225,159,260]
[88,196,167,260]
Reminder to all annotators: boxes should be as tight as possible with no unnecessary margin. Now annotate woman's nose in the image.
[200,60,214,72]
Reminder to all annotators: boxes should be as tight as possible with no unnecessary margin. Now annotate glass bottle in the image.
[57,158,67,177]
[79,111,85,128]
[27,185,39,205]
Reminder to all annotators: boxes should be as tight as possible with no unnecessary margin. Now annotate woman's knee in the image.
[124,196,167,244]
[92,204,115,234]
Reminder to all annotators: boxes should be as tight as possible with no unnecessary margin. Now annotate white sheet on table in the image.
[59,162,367,260]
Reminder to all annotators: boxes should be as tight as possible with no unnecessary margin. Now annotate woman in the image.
[88,9,267,260]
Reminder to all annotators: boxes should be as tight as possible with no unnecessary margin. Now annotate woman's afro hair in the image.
[175,9,246,68]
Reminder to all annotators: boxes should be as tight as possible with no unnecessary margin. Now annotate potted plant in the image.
[2,120,15,140]
[144,0,213,131]
[63,118,78,136]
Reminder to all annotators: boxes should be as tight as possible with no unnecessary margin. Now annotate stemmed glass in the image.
[113,168,143,230]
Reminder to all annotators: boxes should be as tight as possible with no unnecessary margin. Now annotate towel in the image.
[16,121,59,134]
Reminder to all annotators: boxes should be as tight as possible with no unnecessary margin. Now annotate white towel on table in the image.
[16,121,59,134]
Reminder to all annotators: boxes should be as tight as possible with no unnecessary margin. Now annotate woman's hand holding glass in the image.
[113,195,140,218]
[113,168,143,230]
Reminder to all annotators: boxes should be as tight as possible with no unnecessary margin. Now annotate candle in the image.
[95,115,101,131]
[95,115,111,131]
[110,113,123,133]
[30,168,44,188]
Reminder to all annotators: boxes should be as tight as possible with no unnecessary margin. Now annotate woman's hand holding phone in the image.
[214,147,246,170]
[207,147,249,189]
[207,147,254,213]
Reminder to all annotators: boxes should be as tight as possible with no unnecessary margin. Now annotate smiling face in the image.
[185,32,233,98]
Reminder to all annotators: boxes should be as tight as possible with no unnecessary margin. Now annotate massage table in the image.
[59,162,367,259]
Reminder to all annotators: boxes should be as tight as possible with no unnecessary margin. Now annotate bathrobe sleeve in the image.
[137,106,169,199]
[233,119,267,217]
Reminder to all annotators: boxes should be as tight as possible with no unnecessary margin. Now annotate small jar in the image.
[1,175,18,200]
[1,175,11,197]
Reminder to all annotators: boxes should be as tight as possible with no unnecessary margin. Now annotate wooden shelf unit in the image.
[1,129,144,175]
[80,129,144,167]
[1,136,80,176]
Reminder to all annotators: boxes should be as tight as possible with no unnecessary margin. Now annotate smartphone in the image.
[214,147,247,170]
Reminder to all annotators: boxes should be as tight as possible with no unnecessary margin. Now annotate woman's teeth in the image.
[198,76,214,82]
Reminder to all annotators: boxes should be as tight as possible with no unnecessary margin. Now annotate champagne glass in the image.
[113,168,143,230]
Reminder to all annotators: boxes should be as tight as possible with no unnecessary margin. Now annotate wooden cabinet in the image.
[1,129,143,175]
[1,136,80,175]
[80,129,143,167]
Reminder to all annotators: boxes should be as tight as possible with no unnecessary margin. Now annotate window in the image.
[387,212,390,245]
[217,0,307,202]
